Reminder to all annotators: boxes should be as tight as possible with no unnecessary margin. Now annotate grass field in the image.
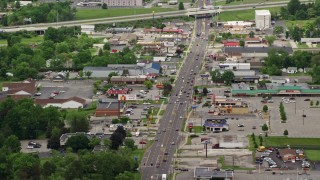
[285,19,315,28]
[305,150,320,161]
[75,7,176,20]
[218,7,280,21]
[265,137,320,147]
[0,36,43,46]
[297,43,309,48]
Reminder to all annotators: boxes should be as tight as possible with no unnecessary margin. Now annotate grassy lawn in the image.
[265,137,320,147]
[0,36,43,46]
[75,7,176,20]
[193,126,203,133]
[287,72,309,76]
[297,43,309,48]
[305,150,320,161]
[285,19,315,28]
[219,7,280,21]
[159,110,165,116]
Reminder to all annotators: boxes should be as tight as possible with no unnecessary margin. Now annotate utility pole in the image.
[295,101,296,114]
[303,110,305,125]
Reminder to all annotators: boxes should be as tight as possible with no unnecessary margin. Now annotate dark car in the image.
[304,98,310,101]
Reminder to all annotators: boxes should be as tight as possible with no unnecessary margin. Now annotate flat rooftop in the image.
[194,167,234,178]
[255,10,271,16]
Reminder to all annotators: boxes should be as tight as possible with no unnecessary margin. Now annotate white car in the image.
[179,116,183,119]
[143,102,151,105]
[27,145,34,149]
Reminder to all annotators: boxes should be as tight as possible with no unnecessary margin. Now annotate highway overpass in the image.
[0,0,313,33]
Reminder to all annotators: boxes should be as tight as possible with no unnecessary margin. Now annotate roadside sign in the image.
[188,122,193,129]
[200,74,210,78]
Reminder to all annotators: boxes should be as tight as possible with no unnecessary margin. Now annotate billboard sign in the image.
[118,94,137,101]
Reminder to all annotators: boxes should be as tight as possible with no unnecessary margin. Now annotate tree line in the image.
[0,27,137,81]
[1,2,76,26]
[0,97,139,179]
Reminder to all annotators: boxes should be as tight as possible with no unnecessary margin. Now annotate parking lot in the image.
[36,79,94,100]
[242,96,320,137]
[20,139,50,153]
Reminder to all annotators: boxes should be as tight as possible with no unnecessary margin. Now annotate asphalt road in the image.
[140,0,210,179]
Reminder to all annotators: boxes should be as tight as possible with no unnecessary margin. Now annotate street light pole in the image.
[152,11,155,28]
[295,101,296,114]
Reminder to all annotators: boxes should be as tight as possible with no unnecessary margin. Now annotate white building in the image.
[81,25,95,35]
[102,0,143,7]
[255,10,271,29]
[35,97,86,109]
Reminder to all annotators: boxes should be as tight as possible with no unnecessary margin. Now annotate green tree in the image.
[103,42,111,50]
[290,26,303,42]
[120,116,130,124]
[249,31,255,38]
[211,70,222,83]
[89,137,101,148]
[124,138,136,150]
[310,100,314,106]
[221,70,235,85]
[265,36,276,46]
[178,2,184,10]
[9,153,40,179]
[162,82,173,96]
[316,100,319,106]
[7,35,21,47]
[47,127,61,150]
[79,70,84,79]
[68,113,89,133]
[65,134,90,152]
[41,161,56,178]
[310,65,320,83]
[144,80,153,89]
[262,105,268,113]
[85,71,92,79]
[115,171,135,180]
[273,26,284,36]
[65,160,83,180]
[239,40,245,47]
[283,129,289,136]
[262,123,268,132]
[110,132,125,150]
[287,0,301,15]
[102,3,108,9]
[3,135,21,153]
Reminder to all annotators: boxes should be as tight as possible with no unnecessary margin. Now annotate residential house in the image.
[1,80,37,100]
[35,97,86,109]
[287,67,298,74]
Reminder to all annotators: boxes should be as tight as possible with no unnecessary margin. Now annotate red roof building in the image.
[1,80,37,100]
[34,97,86,109]
[224,42,239,47]
[106,87,129,97]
